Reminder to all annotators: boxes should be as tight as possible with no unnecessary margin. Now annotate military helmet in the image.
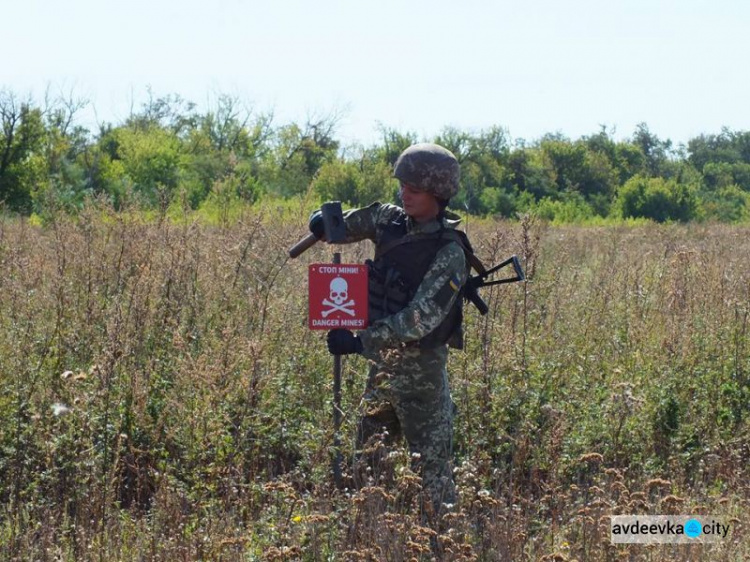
[393,143,460,200]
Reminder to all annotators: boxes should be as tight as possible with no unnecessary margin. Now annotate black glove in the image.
[309,209,325,240]
[327,329,363,355]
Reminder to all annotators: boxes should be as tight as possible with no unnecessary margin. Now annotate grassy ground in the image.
[0,202,748,561]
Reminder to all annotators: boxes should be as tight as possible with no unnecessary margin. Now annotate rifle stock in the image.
[464,278,490,315]
[464,254,525,315]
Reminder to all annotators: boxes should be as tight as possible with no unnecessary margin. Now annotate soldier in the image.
[309,143,470,516]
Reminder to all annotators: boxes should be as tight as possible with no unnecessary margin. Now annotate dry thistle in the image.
[610,481,629,494]
[587,498,611,509]
[645,478,671,491]
[405,539,431,555]
[353,486,394,509]
[578,453,604,464]
[263,545,302,561]
[341,549,379,562]
[540,554,570,562]
[661,494,684,504]
[660,495,685,514]
[604,468,623,479]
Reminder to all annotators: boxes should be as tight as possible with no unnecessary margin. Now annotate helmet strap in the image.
[436,198,450,222]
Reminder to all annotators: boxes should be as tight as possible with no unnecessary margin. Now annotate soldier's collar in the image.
[405,209,463,233]
[406,216,443,234]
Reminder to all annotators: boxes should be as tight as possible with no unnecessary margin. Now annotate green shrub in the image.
[616,175,698,222]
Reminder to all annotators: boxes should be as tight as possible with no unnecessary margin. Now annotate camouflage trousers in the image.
[355,344,456,513]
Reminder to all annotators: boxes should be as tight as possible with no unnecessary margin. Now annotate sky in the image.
[4,0,749,147]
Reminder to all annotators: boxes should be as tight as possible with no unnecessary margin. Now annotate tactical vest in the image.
[367,213,472,350]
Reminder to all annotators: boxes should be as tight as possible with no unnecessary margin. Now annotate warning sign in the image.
[309,264,368,330]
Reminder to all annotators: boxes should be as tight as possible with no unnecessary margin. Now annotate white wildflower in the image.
[52,403,71,416]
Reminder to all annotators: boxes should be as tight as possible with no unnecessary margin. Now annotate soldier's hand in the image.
[327,329,363,355]
[309,209,326,240]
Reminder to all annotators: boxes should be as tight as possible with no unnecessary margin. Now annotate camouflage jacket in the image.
[339,202,469,358]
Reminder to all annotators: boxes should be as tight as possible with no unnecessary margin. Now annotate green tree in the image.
[536,135,617,215]
[441,126,511,214]
[539,135,585,192]
[613,142,646,184]
[478,186,518,216]
[632,123,674,177]
[699,184,750,222]
[125,89,197,136]
[182,95,273,207]
[616,175,697,222]
[311,159,362,204]
[583,127,618,162]
[31,92,92,213]
[312,154,396,207]
[0,91,46,213]
[358,158,397,204]
[687,128,750,170]
[507,146,556,201]
[114,126,182,205]
[530,192,595,223]
[77,138,130,208]
[374,125,417,167]
[262,117,340,197]
[702,162,750,192]
[583,127,644,192]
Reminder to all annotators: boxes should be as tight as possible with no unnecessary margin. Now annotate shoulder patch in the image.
[434,273,462,308]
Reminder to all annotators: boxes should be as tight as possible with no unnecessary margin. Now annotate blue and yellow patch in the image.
[434,274,462,308]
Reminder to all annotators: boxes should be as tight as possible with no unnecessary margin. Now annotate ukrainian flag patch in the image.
[434,274,462,308]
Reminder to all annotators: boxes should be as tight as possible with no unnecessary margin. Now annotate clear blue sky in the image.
[4,0,749,147]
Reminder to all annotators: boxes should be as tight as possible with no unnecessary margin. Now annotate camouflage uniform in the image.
[339,201,469,511]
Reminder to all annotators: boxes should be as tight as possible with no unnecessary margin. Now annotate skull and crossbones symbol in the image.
[322,277,355,317]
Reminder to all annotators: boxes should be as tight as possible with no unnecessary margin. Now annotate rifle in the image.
[464,255,525,315]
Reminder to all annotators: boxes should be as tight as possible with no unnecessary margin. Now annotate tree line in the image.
[2,88,750,223]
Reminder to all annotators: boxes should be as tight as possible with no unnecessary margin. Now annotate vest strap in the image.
[375,229,487,275]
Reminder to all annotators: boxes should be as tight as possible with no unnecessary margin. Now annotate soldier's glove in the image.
[308,209,326,240]
[327,329,363,355]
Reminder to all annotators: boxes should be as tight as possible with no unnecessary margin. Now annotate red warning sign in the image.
[309,264,368,330]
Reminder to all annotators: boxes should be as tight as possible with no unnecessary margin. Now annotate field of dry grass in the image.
[0,202,748,561]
